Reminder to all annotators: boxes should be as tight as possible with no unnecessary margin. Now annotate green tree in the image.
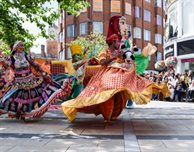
[68,32,108,58]
[0,0,89,50]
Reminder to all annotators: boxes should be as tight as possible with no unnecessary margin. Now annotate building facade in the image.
[59,0,165,70]
[164,0,194,73]
[47,24,59,58]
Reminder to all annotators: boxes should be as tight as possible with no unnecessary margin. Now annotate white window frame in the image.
[134,6,141,18]
[93,0,103,12]
[144,9,151,22]
[144,29,151,41]
[156,14,162,26]
[134,27,141,39]
[155,0,162,8]
[155,33,162,44]
[67,25,75,38]
[145,0,151,3]
[79,22,88,35]
[111,0,121,13]
[93,21,103,34]
[125,2,131,15]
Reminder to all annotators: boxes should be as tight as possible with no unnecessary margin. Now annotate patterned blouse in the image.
[98,49,135,71]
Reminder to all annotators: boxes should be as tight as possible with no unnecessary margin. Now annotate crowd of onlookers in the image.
[141,70,194,102]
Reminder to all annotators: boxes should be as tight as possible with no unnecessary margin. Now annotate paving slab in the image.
[0,101,194,152]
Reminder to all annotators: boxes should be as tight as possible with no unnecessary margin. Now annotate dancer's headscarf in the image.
[107,16,122,42]
[12,41,23,52]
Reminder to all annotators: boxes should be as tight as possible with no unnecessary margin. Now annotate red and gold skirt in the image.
[62,65,170,122]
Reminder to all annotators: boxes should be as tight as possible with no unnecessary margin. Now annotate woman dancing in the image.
[61,33,170,122]
[0,41,73,120]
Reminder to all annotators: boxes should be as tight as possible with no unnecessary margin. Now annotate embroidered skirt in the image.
[0,74,74,118]
[62,66,170,122]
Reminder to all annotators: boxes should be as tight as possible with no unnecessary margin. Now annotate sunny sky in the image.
[23,1,58,54]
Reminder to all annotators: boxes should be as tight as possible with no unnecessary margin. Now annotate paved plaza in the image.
[0,101,194,152]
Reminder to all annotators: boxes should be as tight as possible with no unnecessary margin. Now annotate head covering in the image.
[106,34,119,46]
[70,44,82,56]
[12,41,23,52]
[107,16,122,41]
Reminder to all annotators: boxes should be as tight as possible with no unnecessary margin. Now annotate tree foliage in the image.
[0,0,90,50]
[67,32,108,58]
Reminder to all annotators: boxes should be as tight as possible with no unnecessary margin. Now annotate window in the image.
[155,34,162,44]
[155,0,162,7]
[111,0,120,13]
[134,6,141,18]
[67,47,72,59]
[59,31,64,42]
[67,25,75,37]
[177,39,194,56]
[144,9,151,22]
[144,29,151,41]
[155,52,162,62]
[59,50,65,60]
[93,22,103,34]
[93,0,103,12]
[80,22,88,35]
[182,1,194,35]
[145,0,151,3]
[133,27,141,39]
[125,3,131,15]
[167,3,178,39]
[156,15,162,25]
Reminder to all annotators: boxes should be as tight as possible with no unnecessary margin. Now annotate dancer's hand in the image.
[142,43,157,57]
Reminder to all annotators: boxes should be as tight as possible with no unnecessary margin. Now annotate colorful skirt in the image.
[0,74,74,119]
[62,66,170,122]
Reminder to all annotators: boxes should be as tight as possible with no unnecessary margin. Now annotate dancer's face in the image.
[119,17,128,38]
[16,43,24,53]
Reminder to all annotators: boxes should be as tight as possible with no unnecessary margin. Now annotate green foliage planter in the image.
[67,32,108,58]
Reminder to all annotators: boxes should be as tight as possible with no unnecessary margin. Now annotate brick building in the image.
[58,0,165,70]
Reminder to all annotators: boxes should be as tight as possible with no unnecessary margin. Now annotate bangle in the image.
[42,72,47,76]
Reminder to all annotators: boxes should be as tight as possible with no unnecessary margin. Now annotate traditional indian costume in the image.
[0,41,73,119]
[61,44,170,122]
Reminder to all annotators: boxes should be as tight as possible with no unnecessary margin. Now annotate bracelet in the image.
[42,72,47,76]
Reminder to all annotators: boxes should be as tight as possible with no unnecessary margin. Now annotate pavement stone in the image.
[0,101,194,152]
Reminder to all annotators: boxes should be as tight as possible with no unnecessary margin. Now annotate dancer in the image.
[107,15,166,108]
[0,41,73,119]
[0,50,13,98]
[61,32,170,122]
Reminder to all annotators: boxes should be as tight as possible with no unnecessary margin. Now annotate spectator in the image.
[188,80,194,101]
